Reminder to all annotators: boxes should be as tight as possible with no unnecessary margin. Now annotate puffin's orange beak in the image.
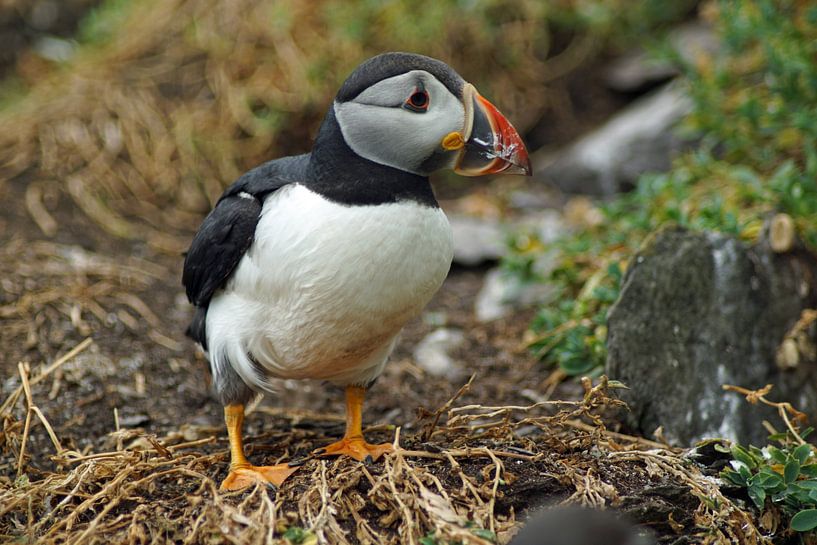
[453,84,531,176]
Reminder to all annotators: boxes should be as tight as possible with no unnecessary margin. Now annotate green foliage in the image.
[719,435,817,533]
[549,0,696,40]
[683,0,817,247]
[525,259,621,376]
[281,527,315,544]
[419,524,497,544]
[792,510,817,533]
[687,2,817,171]
[510,0,817,376]
[77,0,138,45]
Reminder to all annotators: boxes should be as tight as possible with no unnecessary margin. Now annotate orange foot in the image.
[220,464,299,491]
[314,436,393,463]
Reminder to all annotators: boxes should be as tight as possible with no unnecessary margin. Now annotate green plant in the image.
[510,0,817,376]
[281,527,316,545]
[720,434,817,532]
[526,261,621,376]
[419,525,497,545]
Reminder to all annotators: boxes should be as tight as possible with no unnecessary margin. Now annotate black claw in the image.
[288,457,308,467]
[363,455,374,465]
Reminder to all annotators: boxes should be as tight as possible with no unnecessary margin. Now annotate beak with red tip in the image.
[452,83,531,176]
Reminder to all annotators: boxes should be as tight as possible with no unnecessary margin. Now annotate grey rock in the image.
[473,209,564,322]
[413,328,466,378]
[514,208,567,245]
[533,83,692,195]
[475,269,513,322]
[475,267,557,322]
[604,51,679,93]
[606,227,817,445]
[606,21,719,92]
[449,214,505,266]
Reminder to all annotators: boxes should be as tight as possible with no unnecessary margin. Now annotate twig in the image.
[563,419,672,451]
[397,447,535,462]
[0,338,93,417]
[30,406,64,454]
[15,360,65,474]
[484,449,503,535]
[16,363,33,477]
[421,374,475,441]
[723,383,809,445]
[25,182,58,237]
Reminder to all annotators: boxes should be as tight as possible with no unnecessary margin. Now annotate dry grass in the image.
[0,238,176,367]
[1,351,772,544]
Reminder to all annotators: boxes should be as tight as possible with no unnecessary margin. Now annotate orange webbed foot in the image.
[314,436,393,463]
[220,464,299,491]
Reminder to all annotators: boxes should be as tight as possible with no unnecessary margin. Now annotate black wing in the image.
[182,154,310,347]
[182,194,261,307]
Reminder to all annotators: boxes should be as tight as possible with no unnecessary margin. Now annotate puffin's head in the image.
[333,52,531,177]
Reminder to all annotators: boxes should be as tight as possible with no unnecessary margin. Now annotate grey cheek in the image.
[335,102,429,174]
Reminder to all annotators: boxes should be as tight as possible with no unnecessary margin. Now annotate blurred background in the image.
[2,1,817,542]
[0,0,699,251]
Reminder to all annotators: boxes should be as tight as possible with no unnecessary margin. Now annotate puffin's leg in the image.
[220,404,298,491]
[315,385,394,462]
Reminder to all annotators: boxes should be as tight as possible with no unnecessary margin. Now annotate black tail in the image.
[186,306,209,350]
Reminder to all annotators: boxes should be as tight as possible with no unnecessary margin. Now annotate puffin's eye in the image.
[403,89,429,113]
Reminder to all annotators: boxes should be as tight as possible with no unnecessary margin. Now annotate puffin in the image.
[182,52,531,491]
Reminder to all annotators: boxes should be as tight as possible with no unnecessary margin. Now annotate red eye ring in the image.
[404,89,430,112]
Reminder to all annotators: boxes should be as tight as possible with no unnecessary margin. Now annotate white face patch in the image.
[334,70,465,174]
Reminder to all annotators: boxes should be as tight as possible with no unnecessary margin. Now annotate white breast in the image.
[205,184,453,390]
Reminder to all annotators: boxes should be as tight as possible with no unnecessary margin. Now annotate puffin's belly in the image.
[207,184,453,386]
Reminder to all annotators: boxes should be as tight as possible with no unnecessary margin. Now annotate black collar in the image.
[304,105,439,208]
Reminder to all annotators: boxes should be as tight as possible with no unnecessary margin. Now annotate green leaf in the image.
[748,445,765,459]
[785,459,801,484]
[731,445,757,469]
[282,528,309,545]
[419,534,439,545]
[801,464,817,477]
[766,446,787,464]
[767,432,790,442]
[471,528,497,541]
[748,483,766,510]
[722,469,747,487]
[559,352,597,376]
[794,444,813,465]
[757,468,783,489]
[791,509,817,532]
